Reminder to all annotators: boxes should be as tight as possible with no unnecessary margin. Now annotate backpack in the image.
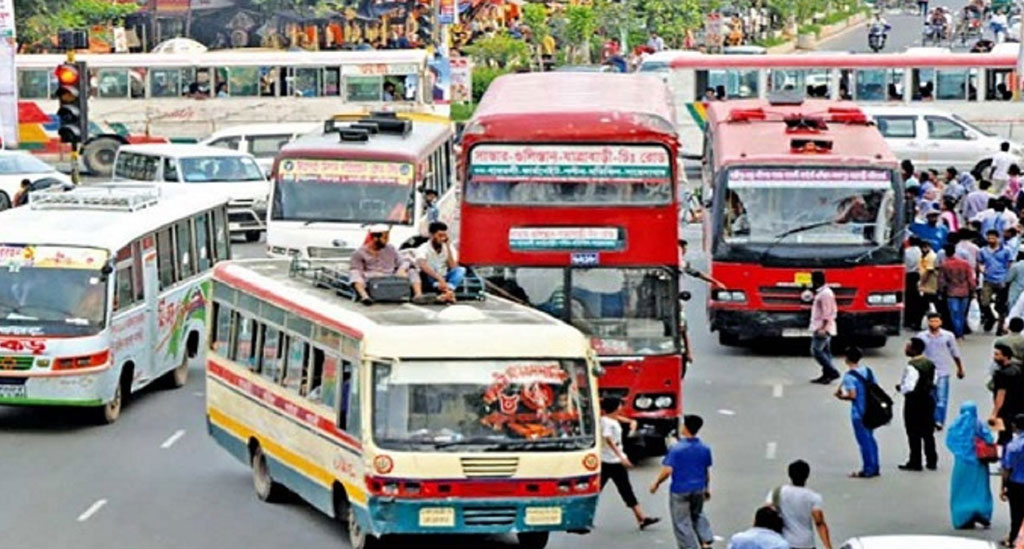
[848,368,894,429]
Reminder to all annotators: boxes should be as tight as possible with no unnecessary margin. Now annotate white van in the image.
[112,144,269,242]
[861,105,1023,173]
[200,123,317,175]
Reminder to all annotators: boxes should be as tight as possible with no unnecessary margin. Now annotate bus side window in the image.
[321,353,339,409]
[233,315,257,369]
[308,347,325,400]
[341,360,360,435]
[175,220,194,280]
[212,207,230,261]
[163,158,179,182]
[113,245,136,313]
[195,212,212,272]
[156,227,176,290]
[211,302,234,354]
[261,326,283,382]
[283,336,308,394]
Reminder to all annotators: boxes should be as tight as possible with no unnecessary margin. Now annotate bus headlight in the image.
[714,290,747,302]
[634,396,653,409]
[654,396,674,409]
[867,293,898,306]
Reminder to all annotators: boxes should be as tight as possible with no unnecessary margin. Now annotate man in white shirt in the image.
[599,397,660,530]
[414,221,466,304]
[766,460,832,549]
[990,141,1017,194]
[647,31,665,52]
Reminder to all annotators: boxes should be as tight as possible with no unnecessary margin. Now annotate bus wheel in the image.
[346,504,379,549]
[82,137,122,177]
[94,380,123,425]
[517,532,550,549]
[169,353,189,388]
[0,191,10,211]
[718,331,740,347]
[860,336,887,349]
[251,444,288,503]
[244,231,261,243]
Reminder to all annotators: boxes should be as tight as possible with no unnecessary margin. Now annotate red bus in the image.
[459,72,683,455]
[702,97,904,347]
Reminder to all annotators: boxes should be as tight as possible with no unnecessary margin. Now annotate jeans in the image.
[421,266,467,292]
[811,334,839,378]
[933,375,950,426]
[852,416,880,475]
[669,491,713,549]
[1010,481,1024,545]
[947,296,969,338]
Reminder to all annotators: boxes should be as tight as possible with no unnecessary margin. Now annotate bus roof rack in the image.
[31,185,161,212]
[350,122,379,134]
[339,128,371,142]
[288,257,486,303]
[767,91,805,106]
[359,117,412,136]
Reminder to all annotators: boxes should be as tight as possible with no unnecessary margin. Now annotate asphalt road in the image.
[817,0,975,52]
[0,226,1013,548]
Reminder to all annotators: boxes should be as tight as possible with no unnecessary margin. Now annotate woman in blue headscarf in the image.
[946,401,995,528]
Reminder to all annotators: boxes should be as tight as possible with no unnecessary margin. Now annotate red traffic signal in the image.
[54,63,80,86]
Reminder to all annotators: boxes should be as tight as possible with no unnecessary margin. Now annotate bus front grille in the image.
[460,457,519,478]
[462,506,517,526]
[757,286,856,307]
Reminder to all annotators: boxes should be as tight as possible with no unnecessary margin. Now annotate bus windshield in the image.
[719,167,897,248]
[272,158,415,224]
[181,156,265,183]
[0,246,109,337]
[373,359,596,451]
[466,144,673,206]
[482,267,678,356]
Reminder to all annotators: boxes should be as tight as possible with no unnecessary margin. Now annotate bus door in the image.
[141,234,160,385]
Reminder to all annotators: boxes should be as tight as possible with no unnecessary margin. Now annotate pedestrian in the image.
[599,397,661,530]
[1001,414,1024,548]
[918,238,941,322]
[650,414,713,549]
[647,30,665,52]
[911,202,950,252]
[962,180,994,223]
[766,460,833,549]
[990,344,1024,448]
[809,271,840,384]
[918,0,929,17]
[991,142,1017,195]
[11,179,30,207]
[1005,255,1024,318]
[938,243,977,339]
[980,229,1014,334]
[997,318,1024,366]
[727,506,789,549]
[973,198,1019,241]
[946,401,995,529]
[834,346,881,478]
[918,312,966,430]
[897,337,938,471]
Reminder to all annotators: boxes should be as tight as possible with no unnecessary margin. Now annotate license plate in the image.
[782,328,814,338]
[525,506,563,526]
[0,384,26,398]
[793,272,812,286]
[419,507,455,528]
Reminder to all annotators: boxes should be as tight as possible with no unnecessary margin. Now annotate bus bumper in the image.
[364,495,597,536]
[709,309,901,340]
[0,369,115,407]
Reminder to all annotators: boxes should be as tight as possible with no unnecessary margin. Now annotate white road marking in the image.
[160,429,186,449]
[77,499,107,522]
[717,409,736,416]
[766,441,778,460]
[772,384,784,398]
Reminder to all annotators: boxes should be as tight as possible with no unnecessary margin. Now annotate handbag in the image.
[366,276,412,302]
[975,436,999,463]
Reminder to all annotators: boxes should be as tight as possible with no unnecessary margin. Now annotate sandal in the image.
[1000,539,1012,548]
[639,517,660,530]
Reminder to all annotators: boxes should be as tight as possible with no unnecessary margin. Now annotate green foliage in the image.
[463,31,531,69]
[450,102,477,122]
[18,0,139,47]
[638,0,703,46]
[522,3,550,42]
[471,66,510,104]
[798,23,822,36]
[565,5,597,62]
[754,35,789,48]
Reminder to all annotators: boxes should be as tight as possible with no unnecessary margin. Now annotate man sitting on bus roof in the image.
[415,221,466,304]
[350,224,426,306]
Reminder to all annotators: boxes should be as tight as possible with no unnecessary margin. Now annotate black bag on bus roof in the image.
[366,276,412,302]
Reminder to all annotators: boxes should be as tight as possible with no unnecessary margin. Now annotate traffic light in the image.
[54,61,88,145]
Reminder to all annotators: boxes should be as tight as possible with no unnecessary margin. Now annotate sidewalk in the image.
[766,12,869,53]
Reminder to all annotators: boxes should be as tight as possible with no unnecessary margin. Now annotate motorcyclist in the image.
[990,9,1008,42]
[868,12,891,50]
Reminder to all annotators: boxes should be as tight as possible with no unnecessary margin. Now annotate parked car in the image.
[112,144,269,242]
[0,150,72,210]
[841,535,996,549]
[862,105,1023,173]
[201,123,317,176]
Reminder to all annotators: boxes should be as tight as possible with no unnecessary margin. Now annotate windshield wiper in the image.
[758,220,839,262]
[433,436,507,449]
[845,228,907,265]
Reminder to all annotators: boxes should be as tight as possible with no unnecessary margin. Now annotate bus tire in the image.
[244,230,261,243]
[517,532,550,549]
[718,331,740,347]
[166,331,199,389]
[250,444,288,503]
[860,336,887,349]
[342,498,379,549]
[0,191,10,211]
[82,137,124,177]
[94,369,129,425]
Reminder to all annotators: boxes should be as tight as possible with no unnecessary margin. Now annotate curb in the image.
[764,13,868,53]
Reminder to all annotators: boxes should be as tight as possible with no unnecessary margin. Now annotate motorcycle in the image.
[868,22,892,51]
[922,20,947,45]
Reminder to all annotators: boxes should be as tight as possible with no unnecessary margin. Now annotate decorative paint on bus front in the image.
[156,281,210,366]
[685,101,708,132]
[16,100,171,153]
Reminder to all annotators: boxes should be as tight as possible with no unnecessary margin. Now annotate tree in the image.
[463,31,531,70]
[18,0,138,49]
[564,5,597,63]
[521,3,550,69]
[637,0,703,47]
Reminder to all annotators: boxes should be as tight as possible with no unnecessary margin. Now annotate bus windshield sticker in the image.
[509,227,622,251]
[727,168,892,188]
[0,245,108,271]
[278,159,415,186]
[470,145,670,182]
